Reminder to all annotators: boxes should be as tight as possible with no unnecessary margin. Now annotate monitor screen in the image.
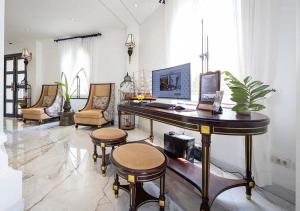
[152,63,191,100]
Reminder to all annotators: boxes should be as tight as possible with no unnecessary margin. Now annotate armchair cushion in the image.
[22,107,45,115]
[92,96,108,109]
[75,109,103,119]
[42,96,55,107]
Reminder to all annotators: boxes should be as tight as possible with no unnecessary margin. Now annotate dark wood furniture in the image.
[111,142,167,211]
[90,128,127,176]
[118,104,270,211]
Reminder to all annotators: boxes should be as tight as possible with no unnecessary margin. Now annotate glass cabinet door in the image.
[4,53,27,118]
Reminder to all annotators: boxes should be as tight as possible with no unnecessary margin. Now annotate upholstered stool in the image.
[111,142,167,211]
[90,128,127,176]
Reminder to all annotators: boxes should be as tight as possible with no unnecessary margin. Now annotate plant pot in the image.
[63,101,72,112]
[236,111,251,116]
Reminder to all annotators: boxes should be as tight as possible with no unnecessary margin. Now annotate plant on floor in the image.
[55,68,87,112]
[223,71,275,114]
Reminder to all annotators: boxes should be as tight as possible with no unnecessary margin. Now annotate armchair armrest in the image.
[103,84,115,122]
[44,92,63,117]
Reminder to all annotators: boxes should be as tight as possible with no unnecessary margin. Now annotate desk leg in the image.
[118,111,121,129]
[245,135,254,200]
[200,133,211,211]
[150,119,153,142]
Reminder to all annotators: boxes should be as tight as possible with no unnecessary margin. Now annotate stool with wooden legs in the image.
[111,142,167,211]
[90,128,127,176]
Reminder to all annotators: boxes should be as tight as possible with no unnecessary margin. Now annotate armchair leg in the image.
[38,120,43,125]
[111,120,114,126]
[23,119,26,123]
[75,124,78,129]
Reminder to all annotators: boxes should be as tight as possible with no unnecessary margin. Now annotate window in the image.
[165,0,240,104]
[58,39,92,98]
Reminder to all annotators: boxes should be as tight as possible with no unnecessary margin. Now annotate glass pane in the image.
[6,88,13,100]
[6,60,14,72]
[6,74,13,85]
[18,74,25,84]
[18,59,25,71]
[18,88,24,99]
[6,102,13,114]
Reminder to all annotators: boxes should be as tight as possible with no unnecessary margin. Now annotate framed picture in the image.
[197,71,221,111]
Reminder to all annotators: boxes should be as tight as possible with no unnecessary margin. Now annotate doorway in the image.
[4,53,28,118]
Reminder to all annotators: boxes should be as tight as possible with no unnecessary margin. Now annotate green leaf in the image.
[251,85,269,94]
[243,76,252,84]
[231,92,248,104]
[247,80,263,90]
[54,81,66,87]
[249,104,265,111]
[250,89,275,102]
[230,87,248,95]
[232,104,248,112]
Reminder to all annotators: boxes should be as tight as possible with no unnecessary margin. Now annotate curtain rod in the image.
[54,33,102,42]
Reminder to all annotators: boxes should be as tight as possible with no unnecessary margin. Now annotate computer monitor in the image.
[152,63,191,100]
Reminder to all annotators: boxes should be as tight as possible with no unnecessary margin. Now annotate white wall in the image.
[1,0,23,209]
[5,29,127,104]
[296,0,300,209]
[139,1,296,194]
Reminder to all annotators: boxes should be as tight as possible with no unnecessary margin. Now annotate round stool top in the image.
[112,143,166,171]
[91,128,127,141]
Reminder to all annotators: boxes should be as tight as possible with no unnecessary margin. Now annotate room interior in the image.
[0,0,299,211]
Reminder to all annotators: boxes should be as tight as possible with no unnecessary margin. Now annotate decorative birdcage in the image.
[119,72,135,130]
[18,78,31,108]
[119,72,135,103]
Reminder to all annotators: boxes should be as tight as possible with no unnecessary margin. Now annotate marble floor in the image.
[4,118,295,211]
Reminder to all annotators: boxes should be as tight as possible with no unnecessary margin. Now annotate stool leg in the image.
[93,144,98,163]
[101,146,106,176]
[113,173,120,198]
[129,182,137,211]
[159,175,166,211]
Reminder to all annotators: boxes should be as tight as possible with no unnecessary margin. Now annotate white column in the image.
[0,0,23,210]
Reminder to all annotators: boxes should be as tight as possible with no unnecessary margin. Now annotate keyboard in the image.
[145,103,176,110]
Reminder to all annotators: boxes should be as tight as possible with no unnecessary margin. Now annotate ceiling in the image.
[5,0,161,43]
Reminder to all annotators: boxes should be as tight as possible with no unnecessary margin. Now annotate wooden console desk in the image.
[118,104,270,211]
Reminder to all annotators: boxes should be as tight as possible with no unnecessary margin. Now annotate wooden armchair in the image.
[21,84,63,124]
[74,83,115,128]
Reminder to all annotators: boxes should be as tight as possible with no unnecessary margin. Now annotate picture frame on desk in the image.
[197,71,221,112]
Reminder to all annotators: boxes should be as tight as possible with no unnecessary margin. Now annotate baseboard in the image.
[210,157,295,204]
[263,184,295,204]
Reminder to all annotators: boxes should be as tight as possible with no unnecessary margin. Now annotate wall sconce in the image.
[21,48,32,65]
[159,0,165,4]
[125,34,135,64]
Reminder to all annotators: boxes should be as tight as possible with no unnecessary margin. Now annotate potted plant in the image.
[55,68,87,112]
[223,71,276,115]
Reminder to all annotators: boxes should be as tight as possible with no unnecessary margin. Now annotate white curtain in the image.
[163,0,292,186]
[233,0,274,186]
[235,0,296,188]
[57,38,96,97]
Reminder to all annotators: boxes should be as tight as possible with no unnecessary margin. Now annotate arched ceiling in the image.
[5,0,161,43]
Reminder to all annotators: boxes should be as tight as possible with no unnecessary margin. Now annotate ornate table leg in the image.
[150,119,154,142]
[118,111,121,129]
[129,182,137,211]
[159,175,166,211]
[101,143,106,176]
[93,144,98,163]
[245,135,254,200]
[200,126,211,211]
[113,173,120,198]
